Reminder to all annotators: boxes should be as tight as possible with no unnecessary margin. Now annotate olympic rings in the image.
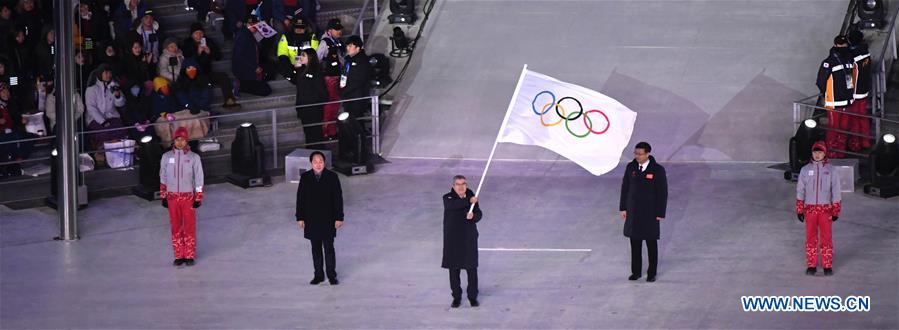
[531,91,611,137]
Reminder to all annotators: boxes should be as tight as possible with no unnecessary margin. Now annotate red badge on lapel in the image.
[646,173,654,180]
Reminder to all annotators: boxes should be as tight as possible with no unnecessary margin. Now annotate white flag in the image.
[497,69,638,176]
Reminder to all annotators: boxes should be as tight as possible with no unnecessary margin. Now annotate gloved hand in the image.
[832,216,838,222]
[193,201,202,209]
[162,199,168,208]
[797,214,804,223]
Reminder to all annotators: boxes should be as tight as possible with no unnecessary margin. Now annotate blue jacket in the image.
[151,91,178,120]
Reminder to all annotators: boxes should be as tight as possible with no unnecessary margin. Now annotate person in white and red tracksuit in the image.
[795,140,842,276]
[159,127,205,267]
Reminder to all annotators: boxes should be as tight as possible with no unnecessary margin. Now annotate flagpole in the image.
[469,64,528,213]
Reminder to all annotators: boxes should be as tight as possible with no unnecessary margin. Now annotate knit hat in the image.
[182,57,200,70]
[345,35,363,48]
[190,22,204,35]
[153,77,169,91]
[163,37,179,50]
[173,126,189,141]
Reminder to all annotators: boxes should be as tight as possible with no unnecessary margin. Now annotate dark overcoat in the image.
[295,169,344,240]
[441,188,482,270]
[619,156,668,240]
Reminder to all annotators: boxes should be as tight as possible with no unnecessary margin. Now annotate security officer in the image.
[816,35,854,158]
[317,18,345,139]
[848,30,872,151]
[277,17,319,82]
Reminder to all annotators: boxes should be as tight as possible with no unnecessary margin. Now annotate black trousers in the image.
[310,238,337,280]
[449,268,478,300]
[630,238,658,277]
[297,105,324,146]
[237,79,272,97]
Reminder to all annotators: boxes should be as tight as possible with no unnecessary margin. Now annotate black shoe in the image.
[628,274,641,281]
[173,259,184,266]
[823,268,833,276]
[310,277,325,285]
[806,267,816,275]
[647,275,656,282]
[328,278,339,285]
[184,259,195,266]
[451,299,461,308]
[469,299,479,307]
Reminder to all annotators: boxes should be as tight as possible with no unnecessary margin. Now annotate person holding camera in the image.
[182,22,238,108]
[84,64,127,153]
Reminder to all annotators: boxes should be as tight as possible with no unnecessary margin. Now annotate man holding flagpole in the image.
[619,142,667,282]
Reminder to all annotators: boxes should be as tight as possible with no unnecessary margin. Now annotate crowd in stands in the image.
[1,0,370,178]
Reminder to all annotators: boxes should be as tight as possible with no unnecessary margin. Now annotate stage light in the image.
[389,27,412,58]
[226,122,271,188]
[389,0,417,24]
[785,119,824,180]
[369,54,393,88]
[333,112,372,175]
[858,0,885,29]
[863,133,899,198]
[132,135,164,200]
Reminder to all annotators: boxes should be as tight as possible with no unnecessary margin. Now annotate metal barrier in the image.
[0,96,382,170]
[793,97,899,157]
[352,0,386,43]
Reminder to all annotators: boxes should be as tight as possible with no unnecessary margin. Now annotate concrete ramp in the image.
[380,0,848,162]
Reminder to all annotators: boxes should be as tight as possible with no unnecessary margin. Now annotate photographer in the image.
[157,38,184,83]
[84,64,127,155]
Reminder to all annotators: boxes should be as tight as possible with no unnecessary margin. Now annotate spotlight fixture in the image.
[388,0,417,24]
[332,112,373,175]
[132,135,165,200]
[858,0,885,29]
[785,119,824,181]
[389,27,412,58]
[226,123,271,188]
[369,54,393,88]
[863,133,899,198]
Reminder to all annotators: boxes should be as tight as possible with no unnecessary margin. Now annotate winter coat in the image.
[159,147,204,199]
[620,156,668,240]
[175,74,213,113]
[340,51,371,100]
[295,169,344,240]
[113,0,148,41]
[32,27,55,81]
[157,50,184,83]
[294,67,327,106]
[84,78,126,125]
[442,188,482,270]
[796,141,842,216]
[181,36,221,75]
[232,27,262,82]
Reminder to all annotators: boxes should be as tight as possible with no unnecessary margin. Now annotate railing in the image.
[868,2,899,126]
[352,0,386,44]
[793,97,899,157]
[0,96,382,171]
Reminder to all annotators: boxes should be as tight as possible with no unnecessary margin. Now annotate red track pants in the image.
[826,106,850,158]
[167,195,197,259]
[323,76,341,138]
[847,99,872,151]
[804,212,834,268]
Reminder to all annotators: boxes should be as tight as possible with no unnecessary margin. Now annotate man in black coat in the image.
[296,151,344,285]
[340,35,371,119]
[442,175,483,308]
[619,142,667,283]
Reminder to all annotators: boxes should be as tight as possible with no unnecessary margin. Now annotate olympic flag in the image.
[496,68,638,176]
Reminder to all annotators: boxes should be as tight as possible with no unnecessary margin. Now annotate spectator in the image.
[0,82,32,177]
[74,2,106,54]
[84,64,127,151]
[3,28,35,111]
[121,38,155,94]
[15,0,43,48]
[273,0,319,34]
[223,0,252,41]
[157,37,184,83]
[33,26,54,112]
[74,49,93,94]
[150,76,177,121]
[113,0,148,42]
[44,82,85,132]
[277,17,318,81]
[232,17,272,96]
[132,8,161,64]
[0,4,14,42]
[181,22,238,107]
[293,48,327,146]
[174,58,212,115]
[96,41,121,74]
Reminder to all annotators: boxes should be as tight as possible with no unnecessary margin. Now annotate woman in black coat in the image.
[441,175,483,307]
[293,48,328,147]
[295,151,344,285]
[619,142,667,282]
